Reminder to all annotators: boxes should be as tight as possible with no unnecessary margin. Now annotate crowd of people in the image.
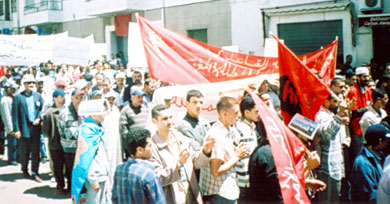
[0,54,390,204]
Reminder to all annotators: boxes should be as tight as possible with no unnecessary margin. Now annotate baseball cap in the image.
[365,124,390,147]
[53,89,65,98]
[71,89,84,96]
[55,79,67,87]
[22,74,35,83]
[91,90,103,99]
[74,79,88,90]
[3,82,18,90]
[131,86,144,96]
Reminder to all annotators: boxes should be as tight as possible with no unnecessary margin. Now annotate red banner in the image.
[274,34,332,124]
[0,66,5,77]
[115,14,131,37]
[247,88,309,204]
[137,16,337,85]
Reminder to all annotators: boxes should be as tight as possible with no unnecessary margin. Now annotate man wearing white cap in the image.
[11,74,44,182]
[347,66,374,164]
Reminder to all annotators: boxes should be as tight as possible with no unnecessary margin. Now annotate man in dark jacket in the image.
[42,89,66,193]
[12,74,44,182]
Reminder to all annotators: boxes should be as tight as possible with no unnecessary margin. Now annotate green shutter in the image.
[187,29,208,44]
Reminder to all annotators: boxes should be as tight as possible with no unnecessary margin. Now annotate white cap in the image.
[355,67,369,76]
[115,72,126,79]
[74,79,88,90]
[22,74,35,83]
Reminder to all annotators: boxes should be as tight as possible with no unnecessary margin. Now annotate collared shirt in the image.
[315,106,344,180]
[377,155,390,203]
[112,158,166,204]
[351,147,383,202]
[235,118,258,188]
[24,91,36,123]
[360,106,387,138]
[199,120,240,200]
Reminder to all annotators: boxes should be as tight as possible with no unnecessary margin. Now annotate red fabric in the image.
[273,34,331,125]
[346,84,373,135]
[298,39,338,86]
[247,88,309,204]
[137,16,338,85]
[0,66,5,77]
[115,14,131,36]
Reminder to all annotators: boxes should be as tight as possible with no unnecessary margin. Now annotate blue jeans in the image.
[7,133,18,163]
[203,195,237,204]
[40,134,48,158]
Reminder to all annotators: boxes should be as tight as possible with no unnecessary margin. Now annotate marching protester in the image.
[71,99,109,204]
[112,127,166,204]
[1,82,18,165]
[149,104,215,204]
[12,74,44,182]
[42,89,66,193]
[57,88,85,193]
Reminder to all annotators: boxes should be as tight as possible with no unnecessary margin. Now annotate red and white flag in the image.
[247,88,310,204]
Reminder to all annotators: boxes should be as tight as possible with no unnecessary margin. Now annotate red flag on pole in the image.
[137,16,338,85]
[247,88,310,204]
[272,34,332,125]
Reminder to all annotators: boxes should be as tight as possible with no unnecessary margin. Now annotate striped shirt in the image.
[235,119,258,188]
[315,106,344,180]
[112,158,166,204]
[199,120,240,200]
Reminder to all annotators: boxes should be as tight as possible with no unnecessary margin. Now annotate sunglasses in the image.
[26,81,35,84]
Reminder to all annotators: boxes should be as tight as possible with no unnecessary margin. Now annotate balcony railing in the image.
[24,1,63,15]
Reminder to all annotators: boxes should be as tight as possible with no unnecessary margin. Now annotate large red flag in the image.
[247,88,310,204]
[273,34,332,125]
[137,16,337,85]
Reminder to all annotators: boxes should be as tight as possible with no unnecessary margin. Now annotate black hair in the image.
[240,96,256,116]
[330,78,343,87]
[186,89,203,102]
[151,104,169,119]
[125,127,151,157]
[372,88,386,104]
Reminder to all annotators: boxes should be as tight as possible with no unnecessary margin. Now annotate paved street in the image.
[0,155,70,204]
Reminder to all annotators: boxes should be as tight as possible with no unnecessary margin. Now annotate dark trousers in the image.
[7,133,18,163]
[0,130,4,154]
[50,149,65,188]
[204,195,237,204]
[350,134,364,166]
[315,172,341,204]
[64,152,75,190]
[18,125,41,176]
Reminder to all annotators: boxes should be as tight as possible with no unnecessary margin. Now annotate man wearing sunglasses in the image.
[11,74,44,182]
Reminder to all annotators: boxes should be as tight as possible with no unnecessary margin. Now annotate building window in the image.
[187,29,207,43]
[0,1,4,16]
[11,0,16,13]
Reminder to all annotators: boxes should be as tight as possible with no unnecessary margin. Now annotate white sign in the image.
[52,36,91,66]
[128,22,148,68]
[152,74,279,122]
[0,32,68,66]
[90,43,108,62]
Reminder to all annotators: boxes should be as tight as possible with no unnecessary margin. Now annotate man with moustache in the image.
[315,90,349,203]
[12,74,44,182]
[123,70,142,104]
[347,66,373,161]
